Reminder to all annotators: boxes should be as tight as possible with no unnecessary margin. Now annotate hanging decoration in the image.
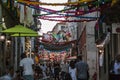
[111,0,118,6]
[38,15,98,19]
[41,42,72,52]
[19,2,76,16]
[38,17,97,22]
[18,0,111,18]
[40,40,76,52]
[18,0,111,15]
[18,0,93,6]
[42,31,72,43]
[37,15,98,22]
[42,33,54,43]
[17,0,112,23]
[33,8,101,17]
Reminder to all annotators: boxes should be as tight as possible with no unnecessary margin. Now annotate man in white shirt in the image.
[20,52,34,80]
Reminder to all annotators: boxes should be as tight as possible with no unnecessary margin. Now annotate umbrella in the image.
[1,25,37,34]
[1,25,39,69]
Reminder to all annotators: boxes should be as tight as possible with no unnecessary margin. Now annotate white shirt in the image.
[69,67,77,80]
[20,58,34,75]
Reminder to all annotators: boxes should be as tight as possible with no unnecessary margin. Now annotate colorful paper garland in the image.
[38,17,97,22]
[18,0,110,17]
[18,0,93,6]
[17,0,111,22]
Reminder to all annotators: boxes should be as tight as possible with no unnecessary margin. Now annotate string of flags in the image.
[5,0,113,22]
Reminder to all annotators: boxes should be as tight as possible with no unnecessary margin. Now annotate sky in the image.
[40,0,68,33]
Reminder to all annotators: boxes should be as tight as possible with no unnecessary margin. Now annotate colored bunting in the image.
[40,40,76,52]
[17,0,112,22]
[38,17,97,22]
[18,0,93,6]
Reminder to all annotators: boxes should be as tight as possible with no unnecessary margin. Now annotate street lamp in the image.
[96,43,104,53]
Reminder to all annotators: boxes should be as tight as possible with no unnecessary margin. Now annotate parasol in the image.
[1,25,39,70]
[1,25,38,34]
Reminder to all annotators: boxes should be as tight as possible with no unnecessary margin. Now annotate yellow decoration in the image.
[35,56,39,64]
[18,0,93,6]
[111,0,117,6]
[7,0,10,8]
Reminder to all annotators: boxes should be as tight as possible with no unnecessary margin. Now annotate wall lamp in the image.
[0,34,5,41]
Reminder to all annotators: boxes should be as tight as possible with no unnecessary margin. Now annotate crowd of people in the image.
[0,52,89,80]
[34,55,89,80]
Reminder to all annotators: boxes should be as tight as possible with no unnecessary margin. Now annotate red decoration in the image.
[39,17,97,22]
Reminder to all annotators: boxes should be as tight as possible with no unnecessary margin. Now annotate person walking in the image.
[40,63,47,78]
[111,55,120,80]
[60,60,69,80]
[69,60,77,80]
[54,61,61,80]
[0,67,14,80]
[75,56,89,80]
[19,52,34,80]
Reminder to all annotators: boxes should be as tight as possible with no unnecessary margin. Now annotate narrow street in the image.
[0,0,120,80]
